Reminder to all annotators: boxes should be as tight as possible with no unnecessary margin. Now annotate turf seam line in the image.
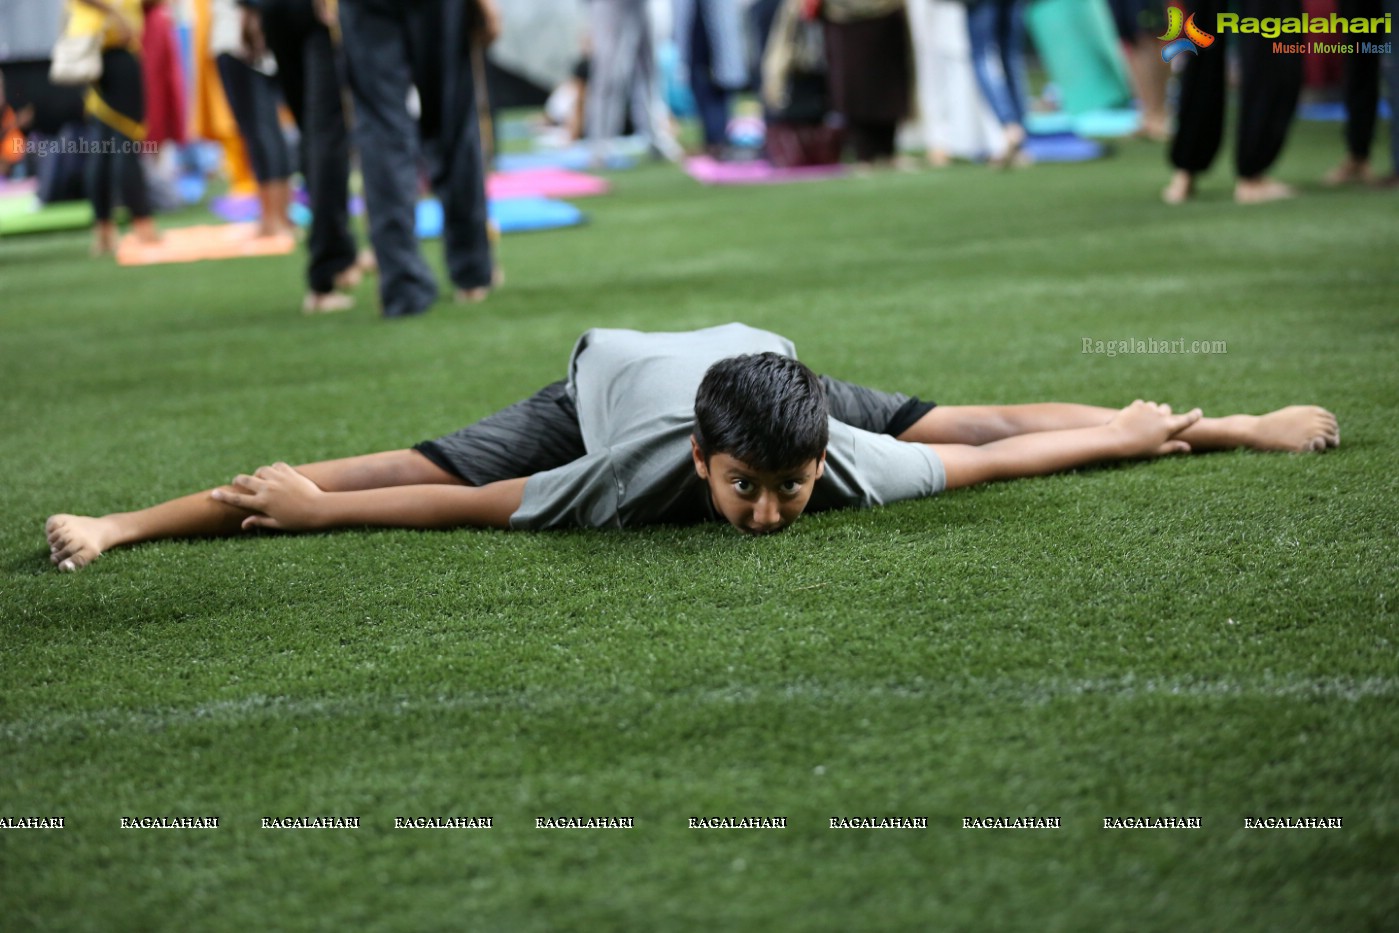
[5,674,1396,745]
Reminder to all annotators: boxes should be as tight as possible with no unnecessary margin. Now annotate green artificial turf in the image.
[2,118,1397,932]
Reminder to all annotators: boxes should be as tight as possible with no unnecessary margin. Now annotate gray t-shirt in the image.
[510,323,946,529]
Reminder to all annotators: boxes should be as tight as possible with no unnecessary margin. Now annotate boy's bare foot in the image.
[1245,406,1340,452]
[46,514,118,572]
[1162,169,1194,205]
[1234,177,1295,205]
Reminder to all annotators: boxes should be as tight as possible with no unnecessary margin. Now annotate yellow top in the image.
[67,0,145,52]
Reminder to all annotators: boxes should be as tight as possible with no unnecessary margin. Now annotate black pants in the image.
[1168,0,1302,179]
[339,0,493,317]
[214,53,291,183]
[262,0,358,294]
[86,48,150,222]
[1339,0,1383,161]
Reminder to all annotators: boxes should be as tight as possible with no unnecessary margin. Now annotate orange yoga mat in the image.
[116,223,296,266]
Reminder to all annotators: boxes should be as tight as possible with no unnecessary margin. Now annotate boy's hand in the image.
[212,463,326,531]
[1108,400,1202,457]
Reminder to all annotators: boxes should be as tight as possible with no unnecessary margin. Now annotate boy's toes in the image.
[43,514,104,571]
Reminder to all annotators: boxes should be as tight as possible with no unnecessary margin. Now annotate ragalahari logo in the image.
[1160,3,1215,62]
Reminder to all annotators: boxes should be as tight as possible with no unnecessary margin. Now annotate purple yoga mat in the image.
[210,194,261,223]
[0,177,38,199]
[683,156,847,186]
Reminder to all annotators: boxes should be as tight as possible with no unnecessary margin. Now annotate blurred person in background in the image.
[213,0,295,237]
[1162,0,1303,204]
[67,0,159,254]
[337,0,501,317]
[964,0,1029,167]
[586,0,683,160]
[816,0,910,166]
[1108,0,1168,141]
[241,0,372,313]
[675,0,746,157]
[140,0,188,208]
[1322,0,1383,186]
[1384,0,1399,186]
[0,70,34,176]
[907,0,1005,166]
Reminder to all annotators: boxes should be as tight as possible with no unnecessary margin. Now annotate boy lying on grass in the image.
[46,323,1339,571]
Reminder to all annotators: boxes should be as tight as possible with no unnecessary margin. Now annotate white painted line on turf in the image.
[3,674,1396,746]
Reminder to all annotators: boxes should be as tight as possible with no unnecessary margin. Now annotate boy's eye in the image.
[733,479,753,494]
[781,480,803,495]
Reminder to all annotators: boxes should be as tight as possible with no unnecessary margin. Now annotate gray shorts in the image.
[415,377,935,486]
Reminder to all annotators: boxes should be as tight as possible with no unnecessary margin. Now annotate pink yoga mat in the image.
[486,168,609,200]
[683,156,847,186]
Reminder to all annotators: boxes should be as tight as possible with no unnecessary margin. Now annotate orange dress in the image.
[188,0,256,193]
[1,104,25,167]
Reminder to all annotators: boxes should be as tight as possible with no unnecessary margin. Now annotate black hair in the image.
[693,353,829,471]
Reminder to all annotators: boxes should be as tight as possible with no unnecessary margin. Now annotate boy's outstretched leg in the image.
[899,403,1339,452]
[45,450,461,572]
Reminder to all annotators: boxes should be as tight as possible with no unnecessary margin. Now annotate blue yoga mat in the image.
[1299,99,1392,122]
[1072,108,1142,138]
[1027,109,1141,138]
[496,147,637,172]
[1025,113,1075,136]
[415,197,586,238]
[1023,133,1106,163]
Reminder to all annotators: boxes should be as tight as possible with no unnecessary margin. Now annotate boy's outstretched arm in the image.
[930,401,1201,490]
[212,463,526,531]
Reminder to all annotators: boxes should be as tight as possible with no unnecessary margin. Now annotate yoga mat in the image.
[115,222,295,266]
[1024,108,1141,139]
[1024,113,1074,136]
[1071,108,1142,138]
[491,197,585,233]
[0,198,93,235]
[486,168,610,200]
[1298,100,1392,122]
[211,193,261,223]
[0,177,39,198]
[495,148,637,172]
[1022,133,1106,163]
[683,156,848,186]
[1024,0,1132,115]
[415,197,585,238]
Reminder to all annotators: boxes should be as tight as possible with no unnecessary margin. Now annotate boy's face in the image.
[691,438,826,536]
